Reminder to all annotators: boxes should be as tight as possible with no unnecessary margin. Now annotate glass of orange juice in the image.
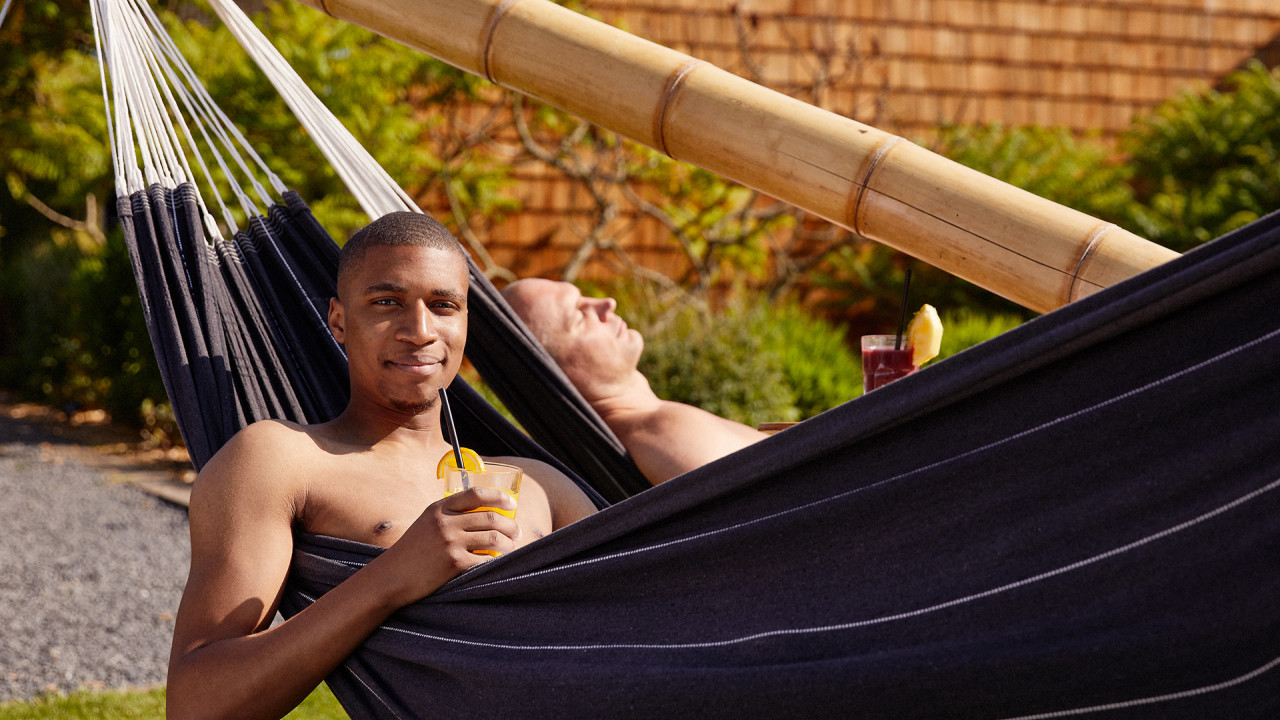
[441,462,522,520]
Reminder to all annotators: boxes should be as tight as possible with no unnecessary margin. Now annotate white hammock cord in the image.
[95,0,426,242]
[209,0,386,214]
[100,0,149,194]
[90,0,128,194]
[94,0,294,240]
[121,2,207,191]
[106,0,165,189]
[132,1,288,200]
[118,0,250,234]
[206,0,419,219]
[129,0,249,216]
[128,0,281,209]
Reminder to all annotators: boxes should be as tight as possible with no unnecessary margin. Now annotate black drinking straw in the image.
[437,388,470,489]
[894,269,913,350]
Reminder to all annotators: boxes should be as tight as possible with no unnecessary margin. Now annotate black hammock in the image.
[120,183,1280,719]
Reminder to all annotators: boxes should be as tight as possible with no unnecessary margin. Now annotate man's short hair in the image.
[337,212,466,292]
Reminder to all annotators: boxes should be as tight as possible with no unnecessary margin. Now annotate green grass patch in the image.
[0,683,346,720]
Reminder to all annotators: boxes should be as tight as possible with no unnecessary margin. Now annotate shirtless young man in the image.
[501,278,769,485]
[166,213,598,720]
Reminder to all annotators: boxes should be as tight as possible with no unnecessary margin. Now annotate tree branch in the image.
[24,192,107,246]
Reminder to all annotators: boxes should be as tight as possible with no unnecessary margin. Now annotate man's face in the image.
[504,279,643,390]
[329,244,469,415]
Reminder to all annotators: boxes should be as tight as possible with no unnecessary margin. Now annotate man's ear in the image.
[328,297,346,344]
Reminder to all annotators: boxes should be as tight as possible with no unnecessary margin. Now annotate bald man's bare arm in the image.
[608,401,769,484]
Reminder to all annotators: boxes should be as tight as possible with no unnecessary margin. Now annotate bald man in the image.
[502,278,769,485]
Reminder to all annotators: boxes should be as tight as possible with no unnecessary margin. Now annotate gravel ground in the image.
[0,411,191,702]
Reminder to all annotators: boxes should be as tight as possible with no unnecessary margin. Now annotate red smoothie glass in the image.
[861,334,917,393]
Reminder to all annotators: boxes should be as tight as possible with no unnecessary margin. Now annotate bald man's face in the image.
[503,279,644,390]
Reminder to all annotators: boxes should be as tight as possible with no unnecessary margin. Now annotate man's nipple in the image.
[373,520,394,535]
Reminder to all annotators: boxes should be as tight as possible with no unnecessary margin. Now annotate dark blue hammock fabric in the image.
[119,184,1280,719]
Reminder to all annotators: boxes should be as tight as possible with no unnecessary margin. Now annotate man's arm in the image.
[166,421,518,720]
[614,401,770,485]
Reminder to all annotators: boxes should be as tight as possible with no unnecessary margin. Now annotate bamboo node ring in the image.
[1069,223,1113,302]
[317,0,335,17]
[653,60,704,159]
[481,0,522,84]
[849,136,900,237]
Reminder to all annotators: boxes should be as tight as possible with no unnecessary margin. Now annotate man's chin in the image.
[388,396,437,416]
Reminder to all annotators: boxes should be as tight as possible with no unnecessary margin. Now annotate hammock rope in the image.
[92,0,289,236]
[205,0,418,219]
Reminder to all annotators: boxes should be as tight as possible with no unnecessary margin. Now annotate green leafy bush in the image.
[637,300,797,426]
[627,291,861,426]
[935,308,1025,362]
[625,291,1023,425]
[5,227,175,444]
[766,303,864,417]
[1122,61,1280,250]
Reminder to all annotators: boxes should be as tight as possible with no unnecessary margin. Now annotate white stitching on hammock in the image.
[995,655,1280,720]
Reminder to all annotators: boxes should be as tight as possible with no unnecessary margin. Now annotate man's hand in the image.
[376,487,520,606]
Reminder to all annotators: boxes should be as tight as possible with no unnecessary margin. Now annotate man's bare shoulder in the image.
[191,419,324,514]
[203,419,320,471]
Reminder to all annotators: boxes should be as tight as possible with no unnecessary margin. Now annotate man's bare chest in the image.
[298,460,443,547]
[293,452,554,549]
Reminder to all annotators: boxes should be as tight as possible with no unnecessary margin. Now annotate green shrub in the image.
[763,302,864,416]
[1122,61,1280,250]
[936,308,1025,362]
[636,299,796,426]
[3,227,175,443]
[628,291,862,426]
[629,291,1024,426]
[616,285,1027,426]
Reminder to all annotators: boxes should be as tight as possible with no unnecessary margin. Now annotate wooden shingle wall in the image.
[591,0,1280,139]
[426,0,1280,283]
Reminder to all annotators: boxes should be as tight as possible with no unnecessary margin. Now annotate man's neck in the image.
[579,369,664,422]
[324,397,448,452]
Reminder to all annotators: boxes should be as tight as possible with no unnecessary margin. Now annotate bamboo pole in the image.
[294,0,1179,312]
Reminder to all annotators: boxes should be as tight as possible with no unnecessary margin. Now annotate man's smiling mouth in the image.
[387,357,442,375]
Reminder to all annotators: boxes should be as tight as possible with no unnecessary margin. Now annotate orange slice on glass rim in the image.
[436,447,485,480]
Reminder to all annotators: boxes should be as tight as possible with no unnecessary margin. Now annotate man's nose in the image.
[583,296,617,318]
[397,302,438,344]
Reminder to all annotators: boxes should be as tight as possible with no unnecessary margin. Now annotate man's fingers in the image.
[466,529,517,558]
[410,489,521,559]
[441,486,518,515]
[442,491,521,547]
[454,510,519,536]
